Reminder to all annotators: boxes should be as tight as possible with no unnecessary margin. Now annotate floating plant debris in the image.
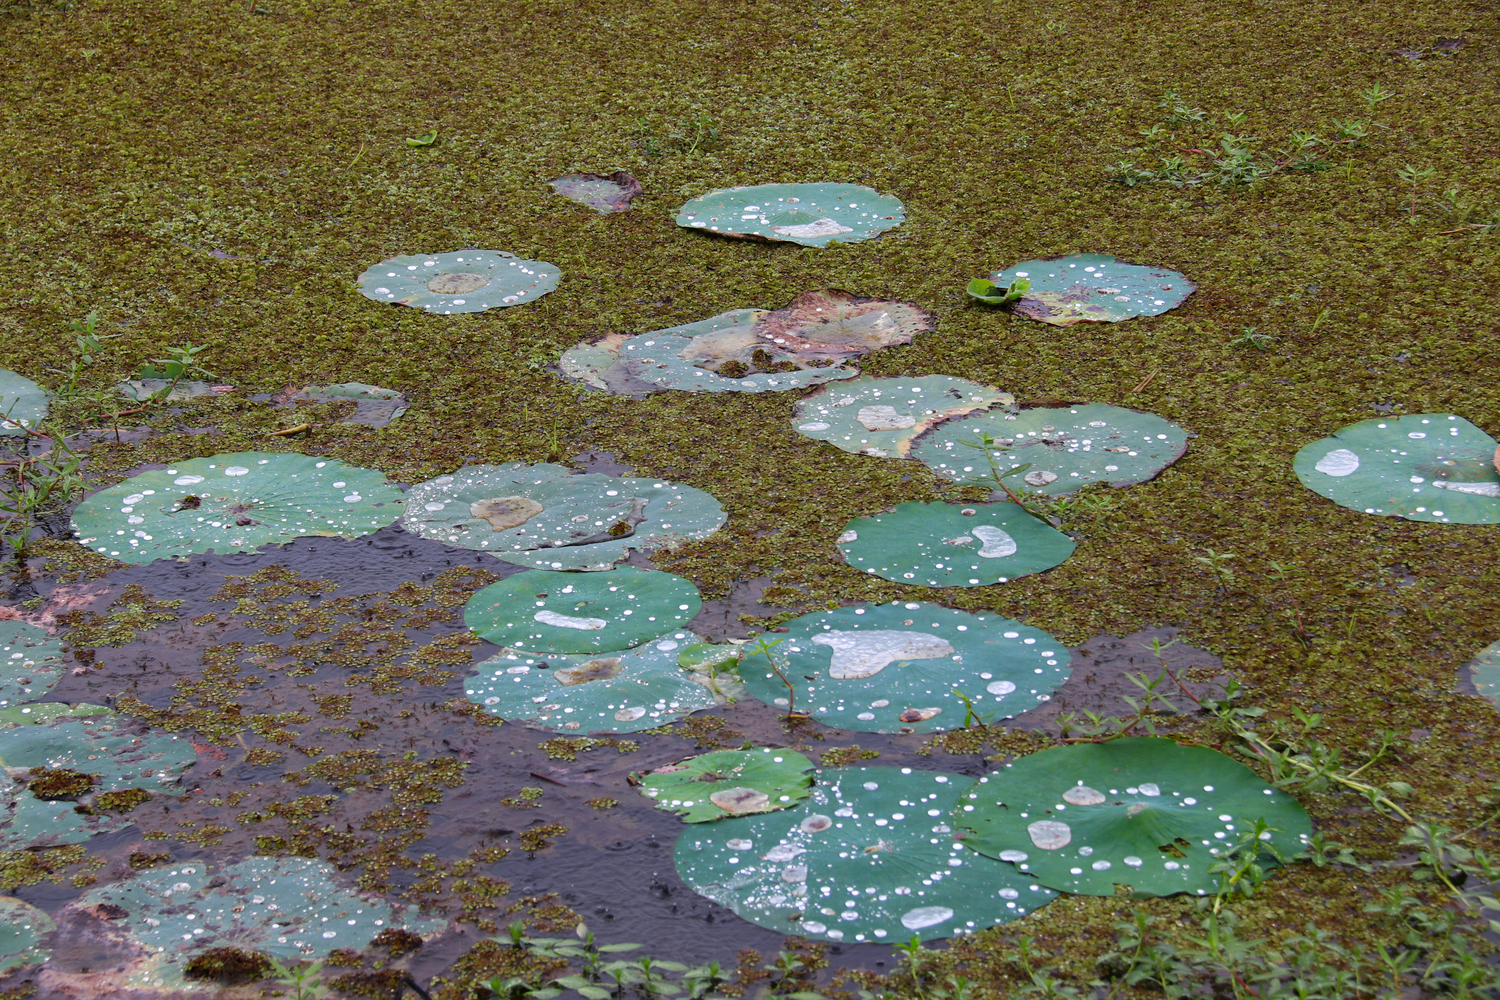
[974,254,1195,326]
[71,451,405,563]
[464,566,701,654]
[548,171,643,212]
[0,368,47,435]
[638,747,814,822]
[403,462,725,571]
[117,365,233,402]
[675,766,1054,943]
[281,382,409,427]
[356,250,560,313]
[1293,414,1500,524]
[674,182,905,246]
[0,896,52,973]
[465,631,718,733]
[792,375,1013,458]
[956,738,1312,897]
[912,402,1189,495]
[739,602,1069,733]
[838,501,1075,588]
[0,621,66,710]
[1468,640,1500,711]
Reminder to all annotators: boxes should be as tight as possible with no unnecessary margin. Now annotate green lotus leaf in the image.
[675,183,904,247]
[0,896,53,973]
[0,621,67,711]
[558,332,638,391]
[0,703,195,849]
[356,249,560,314]
[285,382,409,427]
[548,171,642,213]
[1468,640,1500,711]
[71,451,405,563]
[839,501,1075,588]
[675,766,1054,943]
[465,630,718,733]
[464,566,702,654]
[956,737,1313,897]
[639,748,815,822]
[792,375,1014,459]
[965,276,1029,306]
[1293,414,1500,524]
[739,602,1070,733]
[980,254,1195,326]
[402,462,725,571]
[912,402,1189,496]
[66,856,444,990]
[0,369,47,436]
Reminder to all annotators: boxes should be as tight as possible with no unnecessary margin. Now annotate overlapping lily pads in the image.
[793,376,1014,458]
[0,897,53,973]
[1465,640,1500,710]
[956,738,1312,897]
[912,403,1189,495]
[356,250,559,314]
[674,183,904,246]
[675,766,1054,943]
[639,748,815,822]
[282,382,409,427]
[464,566,701,654]
[975,254,1195,326]
[838,502,1075,588]
[403,463,726,571]
[0,621,67,710]
[1293,414,1500,524]
[465,630,719,733]
[71,451,404,563]
[739,602,1070,733]
[0,369,47,435]
[548,171,642,212]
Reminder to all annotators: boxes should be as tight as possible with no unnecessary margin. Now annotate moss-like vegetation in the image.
[182,945,274,983]
[23,766,95,799]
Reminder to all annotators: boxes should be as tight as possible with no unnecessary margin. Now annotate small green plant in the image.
[406,129,438,146]
[1363,82,1396,116]
[1228,326,1274,351]
[669,114,720,157]
[964,275,1031,306]
[264,958,327,1000]
[1194,548,1236,596]
[1396,163,1435,221]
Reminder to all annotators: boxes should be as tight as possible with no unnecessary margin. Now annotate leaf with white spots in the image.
[355,250,559,314]
[1293,414,1500,524]
[674,183,904,247]
[912,403,1189,496]
[0,621,66,711]
[1466,640,1500,712]
[674,766,1054,943]
[0,897,53,973]
[838,501,1075,588]
[956,737,1312,897]
[0,369,47,436]
[639,747,815,822]
[977,254,1195,326]
[793,376,1014,459]
[739,602,1069,733]
[70,451,404,564]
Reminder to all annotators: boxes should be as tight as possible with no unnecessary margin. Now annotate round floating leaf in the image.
[675,766,1054,943]
[1468,640,1500,711]
[559,332,638,391]
[1293,414,1500,524]
[356,249,560,313]
[465,566,701,654]
[466,630,718,733]
[0,621,66,711]
[286,382,409,427]
[675,183,904,246]
[0,897,53,973]
[739,602,1070,733]
[71,451,405,563]
[548,171,642,213]
[0,369,47,436]
[956,737,1312,897]
[404,462,725,571]
[839,502,1075,588]
[792,376,1012,459]
[617,309,858,394]
[640,748,815,822]
[912,402,1189,496]
[981,254,1195,326]
[67,856,444,990]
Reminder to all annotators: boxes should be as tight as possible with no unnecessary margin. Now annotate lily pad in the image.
[979,254,1195,326]
[955,737,1312,897]
[1293,414,1500,524]
[675,183,904,246]
[838,502,1075,588]
[548,171,643,213]
[71,451,405,563]
[1467,640,1500,710]
[0,896,53,973]
[792,376,1013,459]
[283,383,409,427]
[403,463,725,571]
[675,766,1054,943]
[639,748,815,822]
[66,856,444,990]
[0,621,67,710]
[558,332,639,391]
[739,602,1070,733]
[912,402,1189,496]
[464,566,701,654]
[0,369,47,435]
[465,630,719,733]
[356,250,560,314]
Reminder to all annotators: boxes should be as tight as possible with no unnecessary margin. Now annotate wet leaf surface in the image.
[792,375,1013,459]
[0,896,52,973]
[0,368,47,435]
[547,171,643,212]
[674,183,904,246]
[838,501,1075,588]
[638,747,814,822]
[356,250,559,313]
[980,254,1195,326]
[281,382,410,427]
[1465,640,1500,711]
[616,309,856,395]
[0,620,67,710]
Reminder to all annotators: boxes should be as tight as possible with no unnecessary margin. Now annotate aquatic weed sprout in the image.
[974,253,1195,326]
[838,501,1076,588]
[638,747,815,822]
[674,182,904,246]
[356,250,559,314]
[792,375,1014,458]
